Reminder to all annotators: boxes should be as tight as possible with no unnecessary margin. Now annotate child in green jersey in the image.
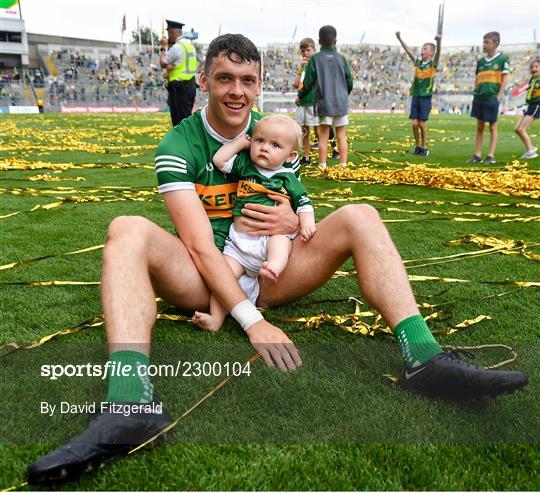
[193,115,316,332]
[466,31,509,164]
[396,31,442,157]
[514,57,540,159]
[294,37,319,166]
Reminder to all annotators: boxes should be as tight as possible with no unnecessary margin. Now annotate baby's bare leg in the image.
[260,235,292,282]
[193,256,245,331]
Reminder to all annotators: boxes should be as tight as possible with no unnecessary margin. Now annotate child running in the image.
[514,57,540,159]
[396,31,442,156]
[193,115,316,332]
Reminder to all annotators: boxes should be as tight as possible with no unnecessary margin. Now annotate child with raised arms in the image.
[396,31,442,156]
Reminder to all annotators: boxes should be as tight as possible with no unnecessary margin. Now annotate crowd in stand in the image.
[1,43,535,109]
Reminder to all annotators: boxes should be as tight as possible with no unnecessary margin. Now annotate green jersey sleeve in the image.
[285,174,313,214]
[154,126,196,194]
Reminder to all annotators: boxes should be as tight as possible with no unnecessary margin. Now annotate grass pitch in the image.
[0,112,539,490]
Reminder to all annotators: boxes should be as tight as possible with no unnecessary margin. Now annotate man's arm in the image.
[395,32,416,63]
[164,190,302,370]
[433,34,442,67]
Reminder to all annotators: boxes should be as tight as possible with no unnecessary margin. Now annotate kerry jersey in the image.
[221,152,313,217]
[526,76,540,104]
[473,53,510,99]
[410,58,437,97]
[154,108,300,251]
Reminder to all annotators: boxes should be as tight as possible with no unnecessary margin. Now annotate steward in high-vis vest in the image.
[160,19,198,126]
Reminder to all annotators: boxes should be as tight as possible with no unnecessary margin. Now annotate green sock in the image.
[106,350,154,403]
[394,315,442,367]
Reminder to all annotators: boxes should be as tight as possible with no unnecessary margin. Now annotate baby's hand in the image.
[300,224,316,242]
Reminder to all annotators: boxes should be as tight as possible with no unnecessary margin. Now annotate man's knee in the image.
[106,216,154,245]
[335,203,381,227]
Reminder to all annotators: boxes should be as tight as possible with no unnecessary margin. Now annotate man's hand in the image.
[240,194,300,236]
[435,34,442,43]
[160,35,168,50]
[246,320,302,371]
[295,96,301,106]
[395,31,401,39]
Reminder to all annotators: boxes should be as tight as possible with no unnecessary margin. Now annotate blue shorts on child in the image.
[409,96,432,121]
[524,103,540,119]
[471,97,500,123]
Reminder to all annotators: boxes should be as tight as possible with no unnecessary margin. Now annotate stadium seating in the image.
[4,41,536,112]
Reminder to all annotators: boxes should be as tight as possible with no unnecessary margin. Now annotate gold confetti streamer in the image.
[305,164,540,198]
[0,281,100,286]
[128,353,260,455]
[310,188,540,209]
[0,315,104,351]
[28,173,86,182]
[0,244,103,271]
[446,234,540,261]
[0,481,28,492]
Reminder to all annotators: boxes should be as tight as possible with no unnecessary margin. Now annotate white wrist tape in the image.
[230,299,263,331]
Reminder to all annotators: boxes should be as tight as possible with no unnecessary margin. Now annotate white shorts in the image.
[295,106,319,127]
[224,225,266,305]
[224,224,296,306]
[320,114,349,127]
[224,225,269,278]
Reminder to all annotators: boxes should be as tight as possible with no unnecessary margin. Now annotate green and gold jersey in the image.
[410,58,437,97]
[473,53,509,99]
[222,152,313,217]
[526,76,540,104]
[155,108,300,251]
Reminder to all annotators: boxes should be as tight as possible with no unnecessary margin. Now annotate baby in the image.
[193,115,316,331]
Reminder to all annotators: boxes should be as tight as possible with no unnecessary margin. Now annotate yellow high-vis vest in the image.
[167,39,197,82]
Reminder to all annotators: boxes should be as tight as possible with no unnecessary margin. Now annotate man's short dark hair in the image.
[204,34,261,73]
[484,31,500,46]
[319,25,337,48]
[423,42,436,53]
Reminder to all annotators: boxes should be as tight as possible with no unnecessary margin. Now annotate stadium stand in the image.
[1,33,537,114]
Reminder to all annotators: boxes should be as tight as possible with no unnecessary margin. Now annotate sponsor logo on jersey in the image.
[237,180,290,201]
[195,183,237,217]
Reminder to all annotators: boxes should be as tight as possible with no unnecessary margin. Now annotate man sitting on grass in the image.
[27,33,528,486]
